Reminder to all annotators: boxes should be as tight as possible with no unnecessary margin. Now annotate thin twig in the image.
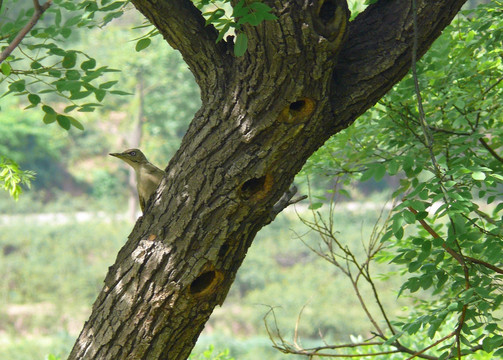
[405,331,456,360]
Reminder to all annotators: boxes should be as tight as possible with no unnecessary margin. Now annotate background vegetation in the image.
[0,0,501,359]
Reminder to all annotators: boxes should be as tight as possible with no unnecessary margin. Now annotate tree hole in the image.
[240,176,266,199]
[319,0,337,24]
[278,98,316,123]
[289,100,306,112]
[190,271,216,295]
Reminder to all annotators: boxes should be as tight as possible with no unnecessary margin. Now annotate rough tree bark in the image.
[69,0,467,359]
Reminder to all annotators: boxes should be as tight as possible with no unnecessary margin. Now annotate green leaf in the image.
[308,202,323,210]
[408,261,422,272]
[427,320,443,339]
[380,230,394,243]
[374,164,386,181]
[49,47,66,56]
[69,117,84,130]
[110,90,132,95]
[42,105,56,114]
[56,115,71,130]
[81,58,97,70]
[64,15,83,27]
[394,226,404,240]
[204,8,226,26]
[54,8,62,26]
[43,113,57,124]
[64,105,78,113]
[360,166,374,182]
[135,38,151,52]
[9,80,25,92]
[48,69,62,77]
[66,70,81,80]
[1,62,11,76]
[403,210,416,224]
[30,61,43,69]
[28,94,41,105]
[55,80,81,93]
[101,1,125,11]
[62,52,77,68]
[99,80,118,89]
[482,335,503,352]
[234,33,248,57]
[69,90,93,100]
[216,22,232,43]
[339,189,350,198]
[471,171,486,180]
[61,28,72,38]
[94,89,106,102]
[405,321,422,334]
[232,0,248,18]
[392,214,404,234]
[387,159,400,175]
[415,211,428,220]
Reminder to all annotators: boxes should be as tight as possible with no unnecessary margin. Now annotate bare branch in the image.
[266,185,307,224]
[0,0,52,64]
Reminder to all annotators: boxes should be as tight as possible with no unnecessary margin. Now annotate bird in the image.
[109,148,165,213]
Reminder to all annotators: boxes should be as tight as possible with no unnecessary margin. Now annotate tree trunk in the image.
[68,0,467,359]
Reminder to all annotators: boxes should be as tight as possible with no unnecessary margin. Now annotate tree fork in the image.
[69,0,467,359]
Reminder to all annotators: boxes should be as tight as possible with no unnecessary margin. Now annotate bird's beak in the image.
[109,153,122,158]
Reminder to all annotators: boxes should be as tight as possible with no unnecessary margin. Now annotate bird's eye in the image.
[130,151,136,156]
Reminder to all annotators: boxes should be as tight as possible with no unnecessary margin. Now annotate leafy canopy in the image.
[301,3,503,357]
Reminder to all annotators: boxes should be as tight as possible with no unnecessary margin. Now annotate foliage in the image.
[190,345,235,360]
[0,97,70,191]
[295,3,503,358]
[0,156,34,199]
[0,0,132,198]
[195,0,276,56]
[0,0,128,130]
[132,0,277,57]
[0,0,202,200]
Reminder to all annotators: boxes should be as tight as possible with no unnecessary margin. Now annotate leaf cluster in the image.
[194,0,276,56]
[0,156,34,200]
[0,0,129,131]
[301,3,503,357]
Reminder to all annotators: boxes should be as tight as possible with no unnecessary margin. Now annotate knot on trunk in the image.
[312,0,349,43]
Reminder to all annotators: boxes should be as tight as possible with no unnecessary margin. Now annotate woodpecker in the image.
[109,148,165,212]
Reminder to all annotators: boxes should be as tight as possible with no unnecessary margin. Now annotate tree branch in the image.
[130,0,231,100]
[330,0,468,130]
[0,0,52,64]
[266,185,306,224]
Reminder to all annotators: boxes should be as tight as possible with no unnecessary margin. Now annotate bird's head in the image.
[109,148,148,169]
